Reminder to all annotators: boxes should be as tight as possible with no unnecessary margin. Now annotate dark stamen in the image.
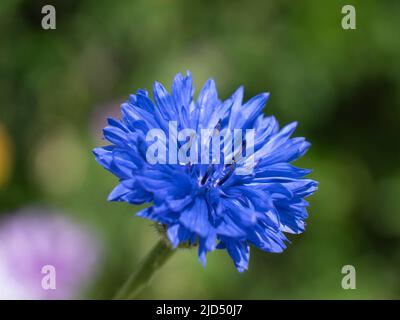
[234,139,247,161]
[217,163,236,186]
[200,164,214,185]
[214,119,222,131]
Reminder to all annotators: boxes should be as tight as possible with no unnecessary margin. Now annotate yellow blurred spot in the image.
[0,124,13,189]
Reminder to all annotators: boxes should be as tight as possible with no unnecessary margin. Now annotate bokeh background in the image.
[1,0,399,299]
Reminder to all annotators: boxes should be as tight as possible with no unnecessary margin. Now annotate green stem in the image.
[113,239,175,300]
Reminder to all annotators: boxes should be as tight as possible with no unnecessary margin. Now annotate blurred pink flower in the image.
[0,208,100,299]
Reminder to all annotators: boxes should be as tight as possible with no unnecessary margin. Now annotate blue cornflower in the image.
[94,72,317,272]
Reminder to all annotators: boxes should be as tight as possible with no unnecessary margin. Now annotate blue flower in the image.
[93,71,317,272]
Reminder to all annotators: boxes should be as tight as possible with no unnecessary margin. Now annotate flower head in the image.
[94,71,317,272]
[0,208,100,299]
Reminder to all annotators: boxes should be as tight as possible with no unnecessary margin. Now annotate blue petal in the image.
[179,197,212,238]
[167,223,197,249]
[255,163,312,178]
[237,93,270,129]
[224,240,250,272]
[197,79,220,127]
[107,183,130,201]
[198,231,217,266]
[247,224,287,253]
[153,81,176,121]
[93,146,114,170]
[167,224,180,248]
[103,125,128,146]
[226,86,244,128]
[172,71,194,113]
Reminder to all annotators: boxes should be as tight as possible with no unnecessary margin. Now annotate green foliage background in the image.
[0,0,399,299]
